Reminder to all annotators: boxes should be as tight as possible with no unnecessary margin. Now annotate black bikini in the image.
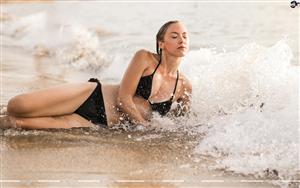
[75,58,178,127]
[136,58,179,116]
[74,78,108,127]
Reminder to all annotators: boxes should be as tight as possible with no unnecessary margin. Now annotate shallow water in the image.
[1,128,282,188]
[1,1,299,188]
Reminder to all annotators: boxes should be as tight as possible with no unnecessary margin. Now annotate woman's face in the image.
[160,22,189,57]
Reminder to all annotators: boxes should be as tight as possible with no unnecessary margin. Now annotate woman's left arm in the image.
[172,77,192,117]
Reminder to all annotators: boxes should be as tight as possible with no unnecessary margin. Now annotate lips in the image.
[177,46,187,50]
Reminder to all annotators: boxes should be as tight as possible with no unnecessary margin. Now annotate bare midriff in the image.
[101,84,152,127]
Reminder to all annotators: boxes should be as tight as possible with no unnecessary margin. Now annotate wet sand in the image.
[0,46,282,188]
[1,128,279,188]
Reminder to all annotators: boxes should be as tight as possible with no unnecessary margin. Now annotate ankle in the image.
[0,115,20,128]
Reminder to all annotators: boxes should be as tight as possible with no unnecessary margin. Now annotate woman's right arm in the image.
[117,49,150,126]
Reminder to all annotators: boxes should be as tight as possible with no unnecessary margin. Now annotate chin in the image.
[169,49,188,57]
[177,51,188,57]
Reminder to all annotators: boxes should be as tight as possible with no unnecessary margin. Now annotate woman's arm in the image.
[172,77,192,117]
[117,49,151,126]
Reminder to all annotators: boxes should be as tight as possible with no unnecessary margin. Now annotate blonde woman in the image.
[5,21,192,129]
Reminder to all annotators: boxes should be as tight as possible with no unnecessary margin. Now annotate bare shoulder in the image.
[131,49,159,75]
[133,49,156,64]
[124,49,151,74]
[134,49,148,57]
[119,49,157,96]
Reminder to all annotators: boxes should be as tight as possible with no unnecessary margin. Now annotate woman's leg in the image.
[5,114,94,129]
[7,82,97,118]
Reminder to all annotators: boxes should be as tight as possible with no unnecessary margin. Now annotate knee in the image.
[7,95,28,116]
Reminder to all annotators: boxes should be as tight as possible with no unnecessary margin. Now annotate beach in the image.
[1,1,299,187]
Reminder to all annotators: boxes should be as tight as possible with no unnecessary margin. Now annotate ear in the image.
[159,41,165,50]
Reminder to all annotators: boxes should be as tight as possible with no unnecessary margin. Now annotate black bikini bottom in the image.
[74,78,107,127]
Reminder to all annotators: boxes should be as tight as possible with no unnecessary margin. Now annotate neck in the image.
[159,54,181,76]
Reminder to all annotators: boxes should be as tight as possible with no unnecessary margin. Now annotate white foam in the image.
[191,40,299,184]
[2,10,111,72]
[55,24,110,71]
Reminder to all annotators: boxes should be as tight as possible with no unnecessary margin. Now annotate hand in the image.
[140,120,151,127]
[134,121,151,131]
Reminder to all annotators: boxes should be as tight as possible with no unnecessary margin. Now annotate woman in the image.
[4,20,192,129]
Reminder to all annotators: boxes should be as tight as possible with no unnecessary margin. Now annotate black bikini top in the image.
[135,58,179,116]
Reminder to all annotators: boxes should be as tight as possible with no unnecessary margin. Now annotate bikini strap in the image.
[170,70,179,101]
[152,57,161,75]
[88,78,100,84]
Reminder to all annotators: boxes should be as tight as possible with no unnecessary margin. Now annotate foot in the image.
[0,115,17,129]
[0,105,7,115]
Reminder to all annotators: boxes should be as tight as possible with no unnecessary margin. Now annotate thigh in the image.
[11,82,97,117]
[14,114,94,129]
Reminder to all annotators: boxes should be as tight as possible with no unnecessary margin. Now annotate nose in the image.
[178,35,185,44]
